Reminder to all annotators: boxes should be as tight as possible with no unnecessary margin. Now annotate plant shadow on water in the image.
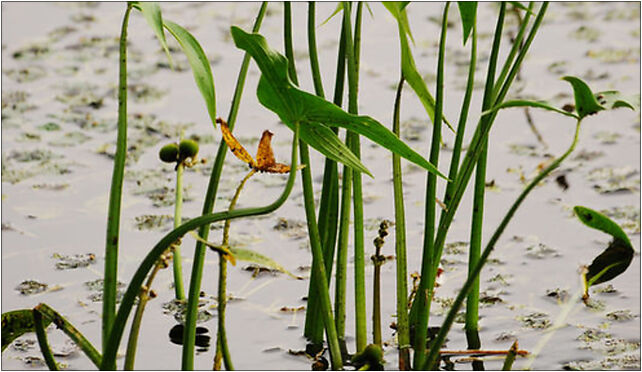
[1,1,640,371]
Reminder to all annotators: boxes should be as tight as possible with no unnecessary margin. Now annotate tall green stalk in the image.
[172,131,186,300]
[335,159,352,355]
[181,3,267,369]
[341,1,368,353]
[103,3,132,359]
[104,123,300,370]
[391,76,411,370]
[412,3,449,369]
[33,309,59,371]
[424,118,581,369]
[284,3,343,368]
[466,1,506,338]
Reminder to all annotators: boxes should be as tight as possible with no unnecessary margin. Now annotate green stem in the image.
[391,76,410,370]
[103,3,131,357]
[466,2,506,335]
[216,169,256,371]
[423,118,581,370]
[305,10,346,346]
[301,142,344,369]
[372,248,382,348]
[180,4,267,369]
[124,258,164,370]
[335,159,352,354]
[342,1,367,353]
[501,341,519,371]
[35,304,102,369]
[33,309,59,371]
[413,3,449,369]
[173,132,186,300]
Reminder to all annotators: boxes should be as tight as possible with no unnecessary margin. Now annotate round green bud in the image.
[179,139,199,160]
[159,143,179,163]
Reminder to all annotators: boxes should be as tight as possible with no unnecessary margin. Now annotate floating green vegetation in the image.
[15,132,41,143]
[508,143,544,157]
[525,242,559,259]
[6,149,62,163]
[587,166,639,194]
[53,253,96,270]
[37,122,61,131]
[48,131,92,147]
[273,218,308,240]
[162,299,214,324]
[12,43,50,61]
[593,131,620,144]
[573,149,605,162]
[400,117,428,142]
[444,241,468,255]
[586,47,640,64]
[10,338,36,352]
[517,312,551,329]
[488,273,512,286]
[4,66,47,83]
[134,214,176,231]
[47,26,77,42]
[55,82,104,108]
[546,288,570,303]
[1,157,72,184]
[2,91,36,115]
[605,310,635,322]
[569,25,601,43]
[125,83,166,104]
[84,279,126,292]
[15,280,48,295]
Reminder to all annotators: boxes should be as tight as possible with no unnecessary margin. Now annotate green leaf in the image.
[2,309,51,351]
[573,206,634,287]
[562,76,605,119]
[457,2,477,45]
[483,99,580,119]
[385,5,455,132]
[163,20,216,126]
[230,26,447,179]
[133,2,173,68]
[320,3,343,26]
[231,247,303,280]
[595,91,640,111]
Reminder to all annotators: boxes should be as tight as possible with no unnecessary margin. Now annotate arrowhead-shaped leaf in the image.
[457,2,477,45]
[562,76,605,119]
[230,26,447,179]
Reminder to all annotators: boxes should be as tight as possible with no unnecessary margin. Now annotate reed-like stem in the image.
[180,4,267,368]
[33,309,59,371]
[172,131,186,300]
[304,1,342,348]
[391,76,411,370]
[103,4,131,358]
[335,159,352,354]
[104,124,300,370]
[466,1,506,335]
[423,117,580,370]
[412,3,449,369]
[502,341,519,370]
[35,303,102,368]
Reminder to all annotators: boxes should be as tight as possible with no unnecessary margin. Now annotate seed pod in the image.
[159,143,179,163]
[179,139,199,160]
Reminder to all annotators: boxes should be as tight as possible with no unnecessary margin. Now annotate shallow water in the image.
[1,2,640,370]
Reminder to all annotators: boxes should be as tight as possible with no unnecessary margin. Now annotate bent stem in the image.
[103,3,132,357]
[424,118,581,369]
[35,303,102,368]
[33,309,59,371]
[104,124,299,370]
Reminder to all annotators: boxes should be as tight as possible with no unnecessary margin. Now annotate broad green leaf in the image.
[483,99,580,119]
[231,26,447,179]
[231,247,303,280]
[509,1,535,15]
[2,309,51,351]
[133,2,173,68]
[595,91,640,111]
[163,20,216,126]
[574,206,634,287]
[385,5,455,132]
[457,2,477,45]
[562,76,604,119]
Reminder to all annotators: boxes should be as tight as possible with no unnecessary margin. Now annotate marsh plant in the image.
[2,1,638,371]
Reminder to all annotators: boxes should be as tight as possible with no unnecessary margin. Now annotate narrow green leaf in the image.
[320,3,343,27]
[595,91,640,111]
[2,309,51,351]
[163,20,217,126]
[231,247,303,279]
[457,2,477,45]
[483,99,579,119]
[133,2,173,68]
[562,76,605,119]
[231,26,446,179]
[574,206,634,287]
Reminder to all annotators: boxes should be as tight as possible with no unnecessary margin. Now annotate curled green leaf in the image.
[132,2,173,68]
[562,76,605,119]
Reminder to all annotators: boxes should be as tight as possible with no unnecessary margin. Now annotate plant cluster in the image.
[1,1,638,371]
